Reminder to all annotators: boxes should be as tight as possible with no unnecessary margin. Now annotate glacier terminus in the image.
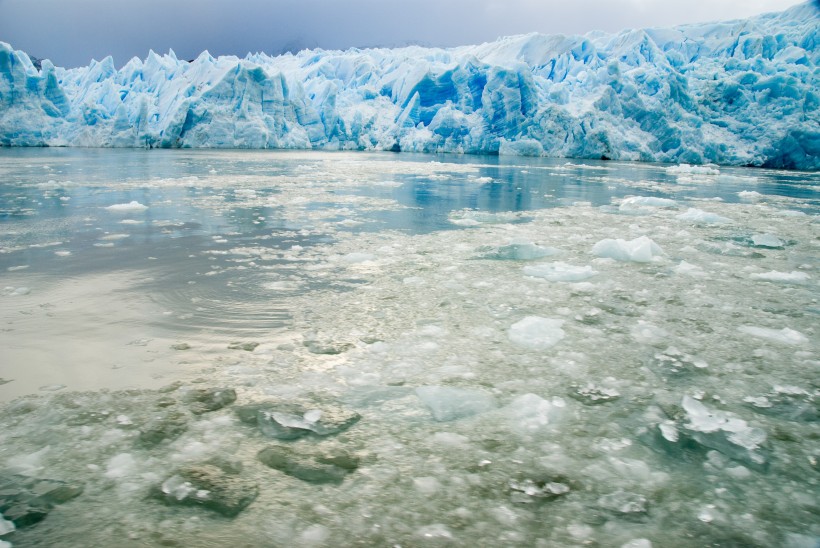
[0,3,817,169]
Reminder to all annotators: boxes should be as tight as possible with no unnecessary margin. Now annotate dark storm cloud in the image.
[0,0,807,68]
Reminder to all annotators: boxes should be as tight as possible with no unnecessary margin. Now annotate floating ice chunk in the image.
[621,539,652,548]
[0,540,11,548]
[744,389,816,422]
[450,217,481,227]
[482,242,559,260]
[6,446,50,475]
[339,252,376,264]
[618,196,677,213]
[255,403,360,439]
[0,515,14,535]
[509,478,570,503]
[650,347,708,377]
[54,250,72,257]
[105,201,148,212]
[415,524,453,540]
[265,411,317,432]
[597,490,648,516]
[523,262,597,282]
[751,233,783,248]
[738,191,763,202]
[784,533,820,548]
[631,321,669,345]
[667,164,719,175]
[105,453,138,478]
[300,524,330,545]
[508,317,566,349]
[263,280,302,291]
[676,208,731,224]
[570,383,621,405]
[428,432,470,448]
[337,218,362,227]
[673,261,706,277]
[2,287,31,296]
[415,386,497,421]
[99,233,130,241]
[450,210,521,226]
[738,326,808,345]
[413,476,442,495]
[749,270,809,284]
[161,475,197,501]
[681,396,768,467]
[504,394,566,433]
[591,236,664,263]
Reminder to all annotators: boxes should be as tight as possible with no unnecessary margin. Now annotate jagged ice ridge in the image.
[0,3,817,168]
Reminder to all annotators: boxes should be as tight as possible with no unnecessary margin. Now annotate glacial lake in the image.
[0,149,817,547]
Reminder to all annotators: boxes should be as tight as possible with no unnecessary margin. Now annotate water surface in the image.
[0,149,817,547]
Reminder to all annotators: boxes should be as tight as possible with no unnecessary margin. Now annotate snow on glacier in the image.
[1,3,818,168]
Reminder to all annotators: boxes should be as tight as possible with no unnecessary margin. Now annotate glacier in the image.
[0,2,817,169]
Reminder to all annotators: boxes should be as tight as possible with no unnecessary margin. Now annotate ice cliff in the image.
[0,3,817,168]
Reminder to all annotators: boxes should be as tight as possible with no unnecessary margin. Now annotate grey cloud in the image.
[0,0,806,68]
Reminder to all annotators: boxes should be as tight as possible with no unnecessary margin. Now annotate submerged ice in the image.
[1,3,819,168]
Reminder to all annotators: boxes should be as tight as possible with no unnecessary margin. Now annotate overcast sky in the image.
[0,0,811,68]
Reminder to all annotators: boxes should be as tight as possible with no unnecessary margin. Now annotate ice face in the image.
[1,2,818,169]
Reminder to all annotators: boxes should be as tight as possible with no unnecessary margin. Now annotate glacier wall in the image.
[1,3,818,169]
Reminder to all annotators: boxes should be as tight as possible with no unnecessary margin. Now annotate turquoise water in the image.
[0,150,817,547]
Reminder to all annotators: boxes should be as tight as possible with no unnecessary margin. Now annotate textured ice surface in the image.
[415,386,498,421]
[591,236,664,263]
[508,316,566,349]
[667,164,720,176]
[680,395,770,468]
[737,326,808,345]
[749,270,810,284]
[617,196,678,214]
[676,208,732,224]
[480,242,559,260]
[0,150,818,547]
[751,233,784,248]
[1,3,819,169]
[522,261,597,282]
[104,201,148,213]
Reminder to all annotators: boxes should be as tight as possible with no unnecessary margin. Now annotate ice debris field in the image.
[1,3,818,169]
[0,149,817,547]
